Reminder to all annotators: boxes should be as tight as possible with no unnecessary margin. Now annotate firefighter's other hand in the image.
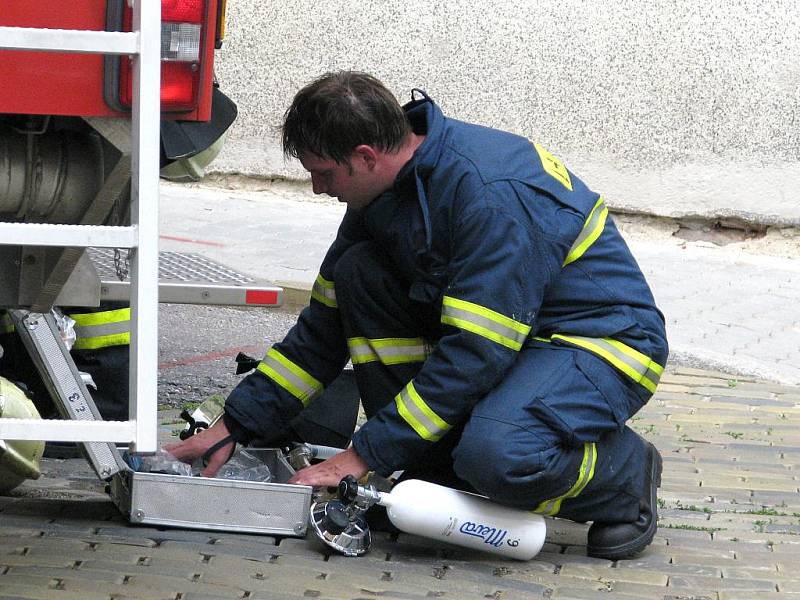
[288,446,369,487]
[164,420,233,478]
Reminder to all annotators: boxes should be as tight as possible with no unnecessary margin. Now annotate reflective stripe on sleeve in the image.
[395,381,451,442]
[347,337,430,366]
[256,347,323,407]
[70,308,131,350]
[563,197,608,266]
[311,274,337,308]
[534,442,597,517]
[441,296,531,351]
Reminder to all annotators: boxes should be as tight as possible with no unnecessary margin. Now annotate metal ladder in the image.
[0,2,161,452]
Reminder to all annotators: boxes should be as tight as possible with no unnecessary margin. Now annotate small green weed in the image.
[677,504,712,514]
[663,524,725,533]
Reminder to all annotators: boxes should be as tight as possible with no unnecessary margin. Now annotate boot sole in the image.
[587,442,663,560]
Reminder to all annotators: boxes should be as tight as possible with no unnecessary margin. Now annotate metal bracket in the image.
[8,310,127,480]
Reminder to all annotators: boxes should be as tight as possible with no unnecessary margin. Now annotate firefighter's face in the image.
[300,148,386,210]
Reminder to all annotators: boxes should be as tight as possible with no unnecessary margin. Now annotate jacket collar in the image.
[364,91,444,255]
[395,89,445,182]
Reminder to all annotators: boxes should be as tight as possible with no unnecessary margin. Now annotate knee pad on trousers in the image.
[452,416,581,510]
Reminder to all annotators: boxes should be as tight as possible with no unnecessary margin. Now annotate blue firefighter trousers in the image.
[335,241,649,524]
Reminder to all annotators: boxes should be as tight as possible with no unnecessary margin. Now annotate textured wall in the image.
[211,0,800,225]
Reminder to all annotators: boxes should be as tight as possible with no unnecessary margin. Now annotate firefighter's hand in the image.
[164,420,234,478]
[288,446,369,487]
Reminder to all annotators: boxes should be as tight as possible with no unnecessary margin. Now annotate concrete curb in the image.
[208,137,800,229]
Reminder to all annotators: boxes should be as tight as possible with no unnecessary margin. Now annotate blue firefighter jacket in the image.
[224,93,669,476]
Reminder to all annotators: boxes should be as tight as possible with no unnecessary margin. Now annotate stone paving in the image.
[2,367,799,599]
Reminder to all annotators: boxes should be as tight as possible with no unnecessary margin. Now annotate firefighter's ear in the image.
[352,145,378,170]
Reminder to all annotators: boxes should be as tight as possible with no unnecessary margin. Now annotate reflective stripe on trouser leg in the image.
[452,345,643,523]
[534,442,597,516]
[257,347,323,407]
[70,308,131,350]
[534,334,663,394]
[347,336,430,366]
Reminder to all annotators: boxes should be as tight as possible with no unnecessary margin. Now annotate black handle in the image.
[322,501,351,535]
[338,474,359,504]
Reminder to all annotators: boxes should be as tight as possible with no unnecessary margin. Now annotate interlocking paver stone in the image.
[3,368,800,598]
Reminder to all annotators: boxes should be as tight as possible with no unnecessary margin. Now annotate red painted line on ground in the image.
[159,344,262,371]
[159,234,226,248]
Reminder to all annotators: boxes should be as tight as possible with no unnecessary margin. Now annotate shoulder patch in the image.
[534,143,573,191]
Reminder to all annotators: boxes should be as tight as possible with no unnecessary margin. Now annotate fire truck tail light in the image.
[118,0,207,111]
[162,0,204,23]
[160,63,198,105]
[161,23,201,62]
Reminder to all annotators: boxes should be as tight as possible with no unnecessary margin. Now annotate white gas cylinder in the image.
[377,479,546,560]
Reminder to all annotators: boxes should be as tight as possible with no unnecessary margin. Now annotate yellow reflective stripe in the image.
[256,348,323,407]
[535,442,597,516]
[441,296,531,351]
[395,381,450,442]
[0,313,14,334]
[552,334,662,393]
[73,332,130,350]
[69,308,131,349]
[563,197,608,266]
[311,274,337,308]
[69,308,131,327]
[534,143,573,191]
[347,337,429,366]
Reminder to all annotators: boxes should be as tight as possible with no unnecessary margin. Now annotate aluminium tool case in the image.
[107,447,313,536]
[10,307,313,536]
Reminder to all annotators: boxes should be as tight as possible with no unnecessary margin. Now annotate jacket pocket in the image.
[527,348,619,445]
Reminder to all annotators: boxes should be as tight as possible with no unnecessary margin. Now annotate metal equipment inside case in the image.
[109,448,313,536]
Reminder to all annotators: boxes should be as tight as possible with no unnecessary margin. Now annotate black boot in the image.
[586,441,662,560]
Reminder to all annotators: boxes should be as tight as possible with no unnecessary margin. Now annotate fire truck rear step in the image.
[89,248,283,307]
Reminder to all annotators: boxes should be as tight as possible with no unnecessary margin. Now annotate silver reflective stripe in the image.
[347,337,429,365]
[563,197,608,266]
[395,383,450,442]
[257,348,323,406]
[73,320,130,339]
[552,334,662,392]
[311,274,337,308]
[441,298,529,350]
[535,442,597,516]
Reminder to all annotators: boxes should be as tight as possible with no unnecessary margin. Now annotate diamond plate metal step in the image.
[89,249,283,307]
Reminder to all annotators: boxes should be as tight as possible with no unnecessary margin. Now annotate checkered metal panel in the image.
[89,248,255,285]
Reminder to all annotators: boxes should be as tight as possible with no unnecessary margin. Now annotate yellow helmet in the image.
[0,376,45,493]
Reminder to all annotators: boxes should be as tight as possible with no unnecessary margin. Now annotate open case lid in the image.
[10,310,128,480]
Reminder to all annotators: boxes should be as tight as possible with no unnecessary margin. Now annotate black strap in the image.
[235,352,260,375]
[201,434,236,468]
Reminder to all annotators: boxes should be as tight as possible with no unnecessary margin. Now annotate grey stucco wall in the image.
[210,1,800,225]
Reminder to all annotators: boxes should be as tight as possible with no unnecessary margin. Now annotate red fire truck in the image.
[0,1,265,480]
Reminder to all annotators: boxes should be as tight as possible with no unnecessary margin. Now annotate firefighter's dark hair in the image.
[282,71,411,164]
